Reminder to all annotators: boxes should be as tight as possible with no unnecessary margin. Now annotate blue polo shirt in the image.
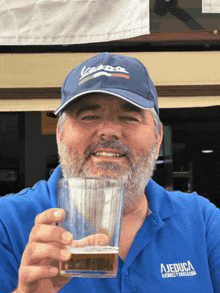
[1,165,220,292]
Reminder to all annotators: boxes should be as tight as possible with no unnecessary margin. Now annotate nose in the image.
[95,120,123,140]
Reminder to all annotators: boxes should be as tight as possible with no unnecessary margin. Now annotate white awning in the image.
[202,0,220,13]
[0,0,150,45]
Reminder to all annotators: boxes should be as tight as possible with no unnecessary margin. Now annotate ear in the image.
[156,125,163,158]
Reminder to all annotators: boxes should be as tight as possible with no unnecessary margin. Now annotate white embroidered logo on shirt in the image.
[161,261,197,278]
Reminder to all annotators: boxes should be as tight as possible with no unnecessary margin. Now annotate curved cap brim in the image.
[54,88,157,116]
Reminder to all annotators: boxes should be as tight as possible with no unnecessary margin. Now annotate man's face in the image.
[57,94,162,210]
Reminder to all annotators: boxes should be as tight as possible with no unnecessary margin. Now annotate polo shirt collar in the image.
[48,165,62,208]
[145,179,176,221]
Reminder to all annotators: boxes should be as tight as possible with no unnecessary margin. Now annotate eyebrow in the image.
[74,101,144,117]
[120,103,142,113]
[120,102,145,119]
[75,104,101,117]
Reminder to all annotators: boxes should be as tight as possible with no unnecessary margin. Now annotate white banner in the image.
[202,0,220,13]
[0,0,150,45]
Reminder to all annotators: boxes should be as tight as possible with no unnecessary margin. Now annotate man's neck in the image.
[123,193,148,220]
[119,194,149,261]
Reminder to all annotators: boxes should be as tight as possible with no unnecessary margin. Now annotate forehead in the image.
[66,93,146,114]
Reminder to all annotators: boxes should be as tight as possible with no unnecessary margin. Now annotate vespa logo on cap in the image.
[79,65,129,85]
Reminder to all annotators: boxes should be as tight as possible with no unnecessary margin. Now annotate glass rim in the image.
[58,176,124,187]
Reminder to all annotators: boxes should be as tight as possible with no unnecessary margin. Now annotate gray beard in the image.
[58,138,158,213]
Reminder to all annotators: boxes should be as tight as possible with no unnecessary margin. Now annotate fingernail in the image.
[54,210,61,217]
[62,232,72,242]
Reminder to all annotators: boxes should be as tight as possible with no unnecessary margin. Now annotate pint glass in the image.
[58,177,124,278]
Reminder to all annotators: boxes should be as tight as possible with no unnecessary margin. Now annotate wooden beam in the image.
[1,86,220,112]
[1,52,220,88]
[1,85,220,100]
[117,31,220,44]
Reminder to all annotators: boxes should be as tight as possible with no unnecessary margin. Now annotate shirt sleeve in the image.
[0,179,55,293]
[200,196,220,292]
[0,219,19,293]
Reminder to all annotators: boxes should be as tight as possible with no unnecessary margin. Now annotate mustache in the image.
[84,138,134,160]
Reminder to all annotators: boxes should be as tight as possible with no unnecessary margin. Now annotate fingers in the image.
[19,265,59,284]
[69,234,109,248]
[17,209,73,292]
[35,208,65,225]
[29,224,73,246]
[22,243,71,266]
[18,247,71,291]
[30,208,73,247]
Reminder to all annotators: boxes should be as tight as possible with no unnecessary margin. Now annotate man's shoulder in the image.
[0,179,54,254]
[1,179,48,202]
[0,180,51,219]
[166,188,220,227]
[0,165,61,217]
[168,189,216,210]
[147,179,219,221]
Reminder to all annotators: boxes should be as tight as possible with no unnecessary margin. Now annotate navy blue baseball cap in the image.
[54,53,159,116]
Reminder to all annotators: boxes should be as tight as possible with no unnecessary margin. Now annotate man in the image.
[1,53,220,293]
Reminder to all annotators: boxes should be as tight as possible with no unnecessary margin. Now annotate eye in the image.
[119,116,139,123]
[81,115,101,122]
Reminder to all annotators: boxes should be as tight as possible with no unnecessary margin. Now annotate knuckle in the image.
[26,242,49,262]
[41,225,62,242]
[34,208,54,225]
[45,225,57,238]
[29,226,38,242]
[34,212,42,225]
[48,225,65,241]
[29,224,67,247]
[18,265,28,279]
[39,245,61,262]
[18,266,37,285]
[26,242,37,258]
[18,264,25,278]
[18,266,37,286]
